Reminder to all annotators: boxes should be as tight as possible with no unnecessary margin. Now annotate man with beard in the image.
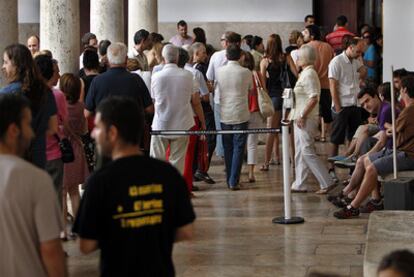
[73,97,195,276]
[0,94,66,277]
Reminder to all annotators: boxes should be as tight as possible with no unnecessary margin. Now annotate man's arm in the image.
[329,78,342,113]
[367,130,387,154]
[84,109,93,119]
[175,223,194,242]
[78,238,99,254]
[144,104,154,114]
[40,238,67,277]
[191,93,206,130]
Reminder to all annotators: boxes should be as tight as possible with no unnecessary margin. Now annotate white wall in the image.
[18,0,39,23]
[158,0,312,22]
[383,0,414,81]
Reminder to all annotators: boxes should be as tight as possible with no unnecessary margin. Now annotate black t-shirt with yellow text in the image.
[73,155,196,277]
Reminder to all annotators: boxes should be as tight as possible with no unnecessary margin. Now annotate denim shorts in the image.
[369,149,414,176]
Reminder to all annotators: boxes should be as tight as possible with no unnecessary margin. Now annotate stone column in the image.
[0,0,18,84]
[40,0,80,74]
[128,0,158,50]
[90,0,124,43]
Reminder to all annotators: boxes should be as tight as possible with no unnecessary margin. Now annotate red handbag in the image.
[197,137,209,173]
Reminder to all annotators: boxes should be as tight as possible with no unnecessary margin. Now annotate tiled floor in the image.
[66,142,367,277]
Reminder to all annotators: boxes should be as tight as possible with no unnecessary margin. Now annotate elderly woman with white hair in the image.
[290,45,335,194]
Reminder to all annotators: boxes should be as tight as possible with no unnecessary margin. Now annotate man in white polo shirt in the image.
[328,36,367,178]
[217,44,252,190]
[150,44,203,175]
[207,31,241,158]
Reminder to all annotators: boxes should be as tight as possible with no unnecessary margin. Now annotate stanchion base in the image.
[272,216,305,225]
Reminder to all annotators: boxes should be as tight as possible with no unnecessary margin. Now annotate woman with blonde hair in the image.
[259,34,298,170]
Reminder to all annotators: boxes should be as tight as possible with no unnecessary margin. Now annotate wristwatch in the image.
[300,112,305,119]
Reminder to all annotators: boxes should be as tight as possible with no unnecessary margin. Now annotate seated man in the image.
[334,85,395,168]
[73,97,195,276]
[334,76,414,219]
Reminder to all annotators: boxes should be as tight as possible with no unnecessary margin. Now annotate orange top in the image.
[307,40,334,89]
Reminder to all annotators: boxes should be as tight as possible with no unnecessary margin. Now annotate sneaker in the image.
[328,155,347,162]
[334,156,357,169]
[334,205,360,219]
[194,171,216,184]
[331,196,353,208]
[193,174,202,182]
[329,169,339,183]
[327,191,344,202]
[229,184,241,191]
[359,199,384,213]
[203,173,216,184]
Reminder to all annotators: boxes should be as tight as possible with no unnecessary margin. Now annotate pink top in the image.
[46,89,68,161]
[169,34,193,47]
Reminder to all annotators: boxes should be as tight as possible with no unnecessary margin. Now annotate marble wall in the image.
[18,23,39,44]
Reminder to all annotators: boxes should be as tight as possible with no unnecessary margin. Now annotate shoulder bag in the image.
[55,135,75,163]
[254,71,275,118]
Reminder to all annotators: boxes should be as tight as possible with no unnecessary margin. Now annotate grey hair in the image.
[162,44,179,63]
[298,45,316,65]
[182,44,193,60]
[191,42,205,55]
[107,42,127,65]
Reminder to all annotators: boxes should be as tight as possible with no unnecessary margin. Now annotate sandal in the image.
[260,163,270,171]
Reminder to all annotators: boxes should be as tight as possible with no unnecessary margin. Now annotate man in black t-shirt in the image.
[73,97,195,277]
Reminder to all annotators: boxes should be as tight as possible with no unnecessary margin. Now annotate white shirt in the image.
[290,65,320,120]
[151,63,195,131]
[217,61,253,124]
[152,63,164,75]
[184,63,209,96]
[290,49,300,66]
[328,51,363,107]
[206,49,227,104]
[128,48,149,71]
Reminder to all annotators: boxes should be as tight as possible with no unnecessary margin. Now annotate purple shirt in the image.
[169,34,193,47]
[377,101,399,148]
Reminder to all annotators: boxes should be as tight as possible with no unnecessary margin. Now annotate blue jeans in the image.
[214,103,224,157]
[221,122,248,187]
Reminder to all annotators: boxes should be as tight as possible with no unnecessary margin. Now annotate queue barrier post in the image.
[272,121,304,225]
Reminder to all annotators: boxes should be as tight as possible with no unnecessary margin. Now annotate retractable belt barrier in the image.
[151,125,304,225]
[150,128,280,136]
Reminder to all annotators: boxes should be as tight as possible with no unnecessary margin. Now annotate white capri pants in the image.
[247,112,264,165]
[291,116,334,190]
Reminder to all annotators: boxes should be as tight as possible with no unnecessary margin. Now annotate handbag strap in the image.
[284,61,292,88]
[253,71,263,89]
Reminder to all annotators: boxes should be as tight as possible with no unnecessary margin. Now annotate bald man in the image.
[27,35,40,56]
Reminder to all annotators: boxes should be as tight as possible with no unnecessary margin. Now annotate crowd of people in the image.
[0,13,413,276]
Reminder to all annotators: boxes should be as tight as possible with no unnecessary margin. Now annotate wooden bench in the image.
[364,211,414,277]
